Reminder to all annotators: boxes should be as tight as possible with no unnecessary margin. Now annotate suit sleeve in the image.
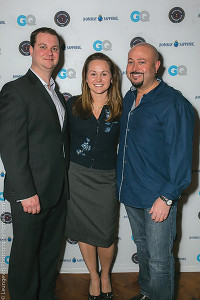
[0,82,37,200]
[159,97,195,200]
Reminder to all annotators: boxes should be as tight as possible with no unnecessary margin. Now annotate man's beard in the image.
[132,80,144,88]
[130,72,144,88]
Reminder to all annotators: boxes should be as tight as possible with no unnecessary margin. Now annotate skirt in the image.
[66,162,118,247]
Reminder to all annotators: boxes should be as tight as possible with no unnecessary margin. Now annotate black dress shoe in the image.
[101,291,114,299]
[88,292,101,300]
[130,293,149,300]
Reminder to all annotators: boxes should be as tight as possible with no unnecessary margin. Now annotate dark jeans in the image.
[125,205,177,300]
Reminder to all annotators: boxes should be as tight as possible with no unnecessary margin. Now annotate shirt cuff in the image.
[159,183,181,200]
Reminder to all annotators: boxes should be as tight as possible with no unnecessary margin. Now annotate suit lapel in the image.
[26,70,64,131]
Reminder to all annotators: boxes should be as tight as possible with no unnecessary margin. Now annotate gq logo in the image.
[17,15,36,26]
[93,40,112,52]
[58,68,76,79]
[168,65,187,76]
[130,11,150,22]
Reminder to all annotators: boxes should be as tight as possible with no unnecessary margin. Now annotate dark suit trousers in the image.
[8,191,67,300]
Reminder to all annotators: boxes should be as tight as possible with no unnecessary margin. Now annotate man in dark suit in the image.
[0,27,69,300]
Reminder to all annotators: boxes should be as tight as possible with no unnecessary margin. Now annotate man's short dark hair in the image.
[30,27,62,48]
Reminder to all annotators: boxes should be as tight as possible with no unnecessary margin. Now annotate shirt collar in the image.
[30,68,55,90]
[130,78,162,93]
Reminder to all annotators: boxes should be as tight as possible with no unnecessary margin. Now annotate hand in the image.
[149,197,171,223]
[21,194,41,214]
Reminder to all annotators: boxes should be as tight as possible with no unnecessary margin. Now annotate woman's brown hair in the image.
[72,52,122,121]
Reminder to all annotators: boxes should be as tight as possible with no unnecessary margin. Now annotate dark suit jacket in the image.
[0,69,69,209]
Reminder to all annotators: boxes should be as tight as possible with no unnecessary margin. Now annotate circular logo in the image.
[1,212,12,224]
[54,11,70,27]
[62,92,72,101]
[19,41,30,56]
[7,236,12,242]
[169,7,185,23]
[130,37,146,48]
[72,257,77,263]
[131,253,138,264]
[0,172,5,177]
[67,238,78,245]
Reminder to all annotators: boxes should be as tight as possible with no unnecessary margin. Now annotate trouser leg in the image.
[145,206,177,300]
[8,192,67,300]
[38,193,67,300]
[125,205,150,297]
[8,202,45,300]
[126,204,177,300]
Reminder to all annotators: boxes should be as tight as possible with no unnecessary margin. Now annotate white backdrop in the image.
[0,0,200,275]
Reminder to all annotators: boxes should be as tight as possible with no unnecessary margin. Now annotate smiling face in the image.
[86,59,112,98]
[29,32,60,76]
[126,44,160,91]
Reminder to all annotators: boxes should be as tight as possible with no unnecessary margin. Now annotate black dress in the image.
[66,97,120,247]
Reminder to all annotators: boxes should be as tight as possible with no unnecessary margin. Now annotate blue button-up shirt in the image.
[117,79,195,208]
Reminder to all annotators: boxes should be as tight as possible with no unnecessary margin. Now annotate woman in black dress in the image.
[66,52,122,300]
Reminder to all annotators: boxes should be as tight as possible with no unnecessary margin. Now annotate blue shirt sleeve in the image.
[159,96,195,200]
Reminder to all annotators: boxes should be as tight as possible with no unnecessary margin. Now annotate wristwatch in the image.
[160,195,172,206]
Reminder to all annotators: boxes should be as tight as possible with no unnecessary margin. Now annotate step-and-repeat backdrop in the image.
[0,0,200,274]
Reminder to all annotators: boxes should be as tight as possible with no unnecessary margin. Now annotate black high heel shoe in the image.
[99,271,114,299]
[88,275,101,300]
[101,291,114,299]
[88,292,101,300]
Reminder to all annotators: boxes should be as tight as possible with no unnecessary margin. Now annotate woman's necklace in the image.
[92,100,109,110]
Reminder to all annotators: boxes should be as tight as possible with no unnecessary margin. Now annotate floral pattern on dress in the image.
[104,108,118,133]
[76,138,91,156]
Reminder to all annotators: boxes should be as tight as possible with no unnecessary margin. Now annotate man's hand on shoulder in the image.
[149,197,171,223]
[21,194,41,214]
